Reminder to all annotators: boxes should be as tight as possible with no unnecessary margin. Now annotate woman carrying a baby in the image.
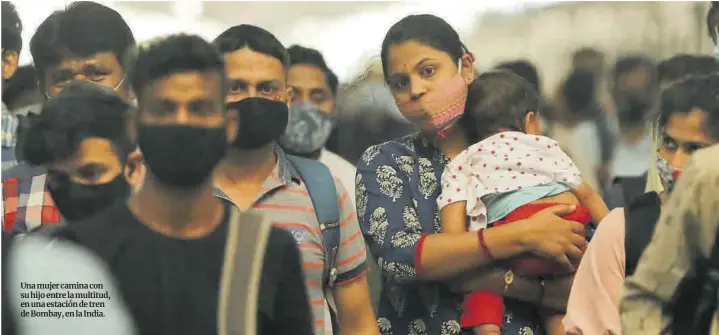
[440,71,609,335]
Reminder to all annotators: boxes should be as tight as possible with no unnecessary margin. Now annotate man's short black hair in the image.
[23,81,134,166]
[612,55,656,82]
[563,69,596,115]
[30,1,136,79]
[658,54,719,84]
[2,1,22,53]
[494,60,541,94]
[659,74,719,140]
[130,34,226,102]
[213,24,289,70]
[287,45,339,96]
[2,65,38,107]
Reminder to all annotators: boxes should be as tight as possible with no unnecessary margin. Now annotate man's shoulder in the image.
[2,162,46,181]
[59,201,129,247]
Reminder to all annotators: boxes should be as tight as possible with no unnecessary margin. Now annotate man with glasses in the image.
[2,1,136,235]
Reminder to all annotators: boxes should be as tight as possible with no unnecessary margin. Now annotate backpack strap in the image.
[286,155,341,288]
[286,155,341,332]
[218,208,272,335]
[624,191,661,277]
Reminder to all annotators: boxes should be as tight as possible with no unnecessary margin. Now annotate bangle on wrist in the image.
[478,228,494,260]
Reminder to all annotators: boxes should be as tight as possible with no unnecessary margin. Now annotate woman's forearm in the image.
[418,223,531,280]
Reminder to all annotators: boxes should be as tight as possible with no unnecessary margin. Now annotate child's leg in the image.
[461,290,503,334]
[540,307,565,335]
[472,324,501,335]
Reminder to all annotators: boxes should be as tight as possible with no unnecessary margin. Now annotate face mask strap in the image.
[45,75,127,100]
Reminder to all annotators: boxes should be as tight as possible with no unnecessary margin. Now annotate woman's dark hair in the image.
[658,54,719,84]
[459,70,540,143]
[380,14,466,80]
[657,74,719,140]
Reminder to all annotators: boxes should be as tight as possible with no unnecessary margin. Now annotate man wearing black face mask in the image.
[282,45,357,205]
[19,82,143,222]
[56,34,312,335]
[212,25,378,335]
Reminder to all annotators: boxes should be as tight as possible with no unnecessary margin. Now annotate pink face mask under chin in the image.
[397,60,468,137]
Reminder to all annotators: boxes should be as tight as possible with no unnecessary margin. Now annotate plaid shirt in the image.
[2,103,18,172]
[2,163,63,235]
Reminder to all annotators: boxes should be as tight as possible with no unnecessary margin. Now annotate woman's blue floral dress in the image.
[356,133,544,335]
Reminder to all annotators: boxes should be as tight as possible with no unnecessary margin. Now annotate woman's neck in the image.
[436,126,469,160]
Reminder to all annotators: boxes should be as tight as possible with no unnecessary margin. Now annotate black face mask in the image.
[48,173,130,222]
[227,97,289,150]
[138,124,228,188]
[619,97,650,125]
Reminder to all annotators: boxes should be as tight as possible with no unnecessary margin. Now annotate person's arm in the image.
[573,181,610,225]
[440,202,468,234]
[273,230,314,335]
[620,148,719,334]
[356,145,586,283]
[332,180,378,334]
[564,208,626,335]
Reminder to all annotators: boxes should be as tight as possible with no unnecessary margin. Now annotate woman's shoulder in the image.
[358,133,424,167]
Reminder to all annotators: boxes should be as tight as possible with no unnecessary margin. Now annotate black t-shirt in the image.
[57,201,313,335]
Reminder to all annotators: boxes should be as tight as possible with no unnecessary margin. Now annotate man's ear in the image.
[2,50,19,81]
[284,86,294,105]
[124,148,146,190]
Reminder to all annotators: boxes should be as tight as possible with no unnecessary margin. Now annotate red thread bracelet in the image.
[478,228,495,260]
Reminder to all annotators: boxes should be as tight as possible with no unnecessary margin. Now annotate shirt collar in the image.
[212,145,302,199]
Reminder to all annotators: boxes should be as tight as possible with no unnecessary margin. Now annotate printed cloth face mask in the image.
[397,59,468,137]
[656,156,682,193]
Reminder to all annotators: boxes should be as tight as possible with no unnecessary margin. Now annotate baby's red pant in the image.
[460,203,591,329]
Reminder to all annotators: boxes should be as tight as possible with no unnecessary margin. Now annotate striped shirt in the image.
[215,148,368,335]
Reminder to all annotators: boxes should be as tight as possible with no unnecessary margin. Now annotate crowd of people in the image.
[2,1,719,334]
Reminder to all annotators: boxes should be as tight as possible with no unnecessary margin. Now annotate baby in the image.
[438,70,609,335]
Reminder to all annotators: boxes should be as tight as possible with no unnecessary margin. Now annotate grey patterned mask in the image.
[278,103,335,154]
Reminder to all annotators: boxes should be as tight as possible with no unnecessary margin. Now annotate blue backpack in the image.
[286,155,341,331]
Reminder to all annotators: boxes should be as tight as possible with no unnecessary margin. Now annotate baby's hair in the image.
[459,70,541,143]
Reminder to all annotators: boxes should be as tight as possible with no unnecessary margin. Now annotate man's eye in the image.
[260,86,277,95]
